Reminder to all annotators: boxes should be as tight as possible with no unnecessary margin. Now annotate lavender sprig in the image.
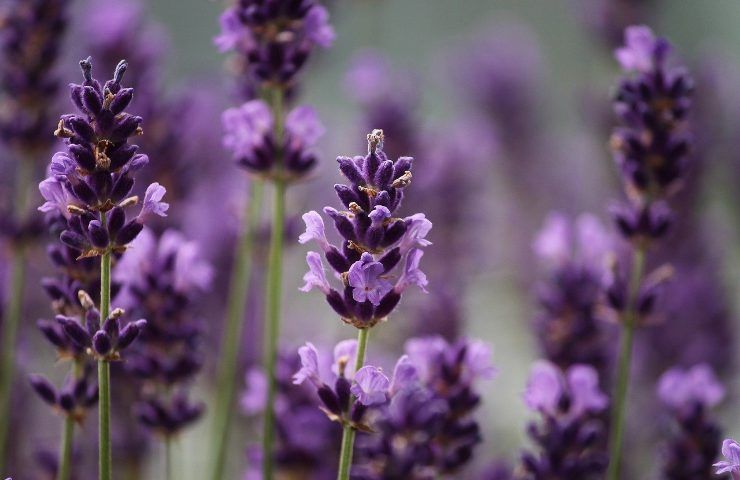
[605,25,693,479]
[0,0,69,469]
[299,131,431,478]
[212,2,334,478]
[518,361,609,479]
[657,365,724,479]
[714,439,740,480]
[39,57,164,480]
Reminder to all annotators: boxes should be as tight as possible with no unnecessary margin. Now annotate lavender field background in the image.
[2,0,740,479]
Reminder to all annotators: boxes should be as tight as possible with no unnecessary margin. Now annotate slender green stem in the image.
[57,360,84,480]
[336,328,370,480]
[98,228,112,480]
[606,247,646,480]
[260,84,287,480]
[208,181,263,480]
[165,437,172,480]
[260,180,286,480]
[0,159,33,473]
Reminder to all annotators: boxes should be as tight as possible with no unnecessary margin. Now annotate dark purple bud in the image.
[68,116,95,142]
[29,375,57,406]
[82,86,103,115]
[70,180,97,205]
[335,376,351,408]
[110,175,134,203]
[337,157,365,185]
[317,385,341,415]
[107,207,125,238]
[393,157,413,178]
[351,403,367,423]
[69,144,96,171]
[115,221,143,246]
[326,289,351,318]
[57,315,91,347]
[374,291,401,319]
[88,220,109,249]
[111,115,142,140]
[37,319,67,349]
[102,316,119,340]
[58,391,75,412]
[117,319,146,350]
[92,331,112,356]
[109,88,133,115]
[374,160,394,189]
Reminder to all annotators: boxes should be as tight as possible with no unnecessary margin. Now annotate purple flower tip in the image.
[615,25,670,73]
[293,342,321,387]
[300,252,331,295]
[298,211,329,251]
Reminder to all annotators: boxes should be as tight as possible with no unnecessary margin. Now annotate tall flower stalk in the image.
[38,57,167,480]
[605,26,693,478]
[0,0,69,469]
[298,130,432,478]
[214,2,334,477]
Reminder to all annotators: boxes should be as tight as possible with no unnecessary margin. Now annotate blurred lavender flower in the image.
[715,439,740,480]
[344,51,419,160]
[114,228,212,436]
[519,361,609,479]
[532,213,614,381]
[222,100,324,181]
[215,0,335,97]
[353,336,495,479]
[241,348,341,479]
[657,365,724,479]
[0,0,68,154]
[299,130,430,329]
[28,367,98,423]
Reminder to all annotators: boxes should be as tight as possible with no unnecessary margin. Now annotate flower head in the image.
[657,364,725,414]
[714,439,740,480]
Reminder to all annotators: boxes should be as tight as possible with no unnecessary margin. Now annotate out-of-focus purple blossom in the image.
[28,367,98,422]
[0,0,68,152]
[519,361,609,479]
[715,439,740,480]
[354,336,495,478]
[222,100,324,181]
[214,0,335,96]
[532,213,615,381]
[351,366,390,407]
[114,228,211,435]
[658,365,724,479]
[344,51,419,160]
[299,130,431,329]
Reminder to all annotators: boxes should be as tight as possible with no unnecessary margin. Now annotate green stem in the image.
[57,361,84,480]
[208,181,263,480]
[260,180,286,480]
[0,159,33,473]
[165,437,172,480]
[606,247,646,480]
[336,328,370,480]
[98,232,112,480]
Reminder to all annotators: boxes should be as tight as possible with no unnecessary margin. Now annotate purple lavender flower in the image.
[519,361,609,479]
[214,0,335,96]
[609,25,693,242]
[299,130,431,329]
[39,57,168,258]
[28,368,98,422]
[240,349,341,479]
[350,366,390,407]
[0,0,68,152]
[114,228,212,435]
[354,336,495,478]
[657,365,724,479]
[715,439,740,480]
[532,213,615,381]
[222,100,324,180]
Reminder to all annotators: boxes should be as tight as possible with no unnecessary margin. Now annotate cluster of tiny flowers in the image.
[0,0,68,151]
[29,365,98,424]
[609,25,692,244]
[114,229,213,436]
[518,361,609,479]
[241,349,341,478]
[656,365,724,479]
[715,439,740,480]
[353,336,496,479]
[222,99,324,180]
[292,339,401,431]
[38,57,169,257]
[299,131,431,328]
[215,0,334,95]
[531,213,614,380]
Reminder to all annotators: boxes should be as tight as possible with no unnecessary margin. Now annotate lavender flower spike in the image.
[299,130,432,329]
[715,439,740,480]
